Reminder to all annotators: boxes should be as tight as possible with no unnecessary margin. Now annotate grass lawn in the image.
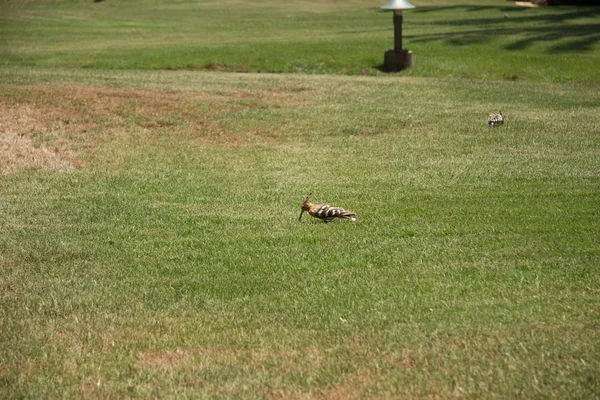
[1,0,600,81]
[1,0,600,398]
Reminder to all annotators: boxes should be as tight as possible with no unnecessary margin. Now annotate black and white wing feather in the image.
[488,110,504,127]
[315,204,357,222]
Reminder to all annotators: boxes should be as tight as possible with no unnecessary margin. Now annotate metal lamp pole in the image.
[393,10,403,51]
[381,0,415,72]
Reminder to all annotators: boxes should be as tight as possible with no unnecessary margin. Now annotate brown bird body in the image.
[299,194,357,223]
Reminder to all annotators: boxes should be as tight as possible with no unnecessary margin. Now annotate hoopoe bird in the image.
[488,110,504,128]
[299,194,357,223]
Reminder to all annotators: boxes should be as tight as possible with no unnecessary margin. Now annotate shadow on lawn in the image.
[408,5,600,54]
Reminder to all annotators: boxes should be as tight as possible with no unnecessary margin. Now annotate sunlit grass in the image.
[1,0,599,397]
[1,66,599,397]
[1,0,599,81]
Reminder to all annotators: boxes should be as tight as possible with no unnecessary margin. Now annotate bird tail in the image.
[327,207,357,221]
[340,210,357,221]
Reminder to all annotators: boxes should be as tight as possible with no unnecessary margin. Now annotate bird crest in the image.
[301,193,312,211]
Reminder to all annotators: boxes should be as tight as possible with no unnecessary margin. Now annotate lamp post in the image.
[381,0,415,72]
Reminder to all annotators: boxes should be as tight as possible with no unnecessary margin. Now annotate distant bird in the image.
[299,194,357,223]
[488,110,504,127]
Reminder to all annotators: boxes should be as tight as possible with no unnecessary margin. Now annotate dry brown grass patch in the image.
[0,84,222,174]
[0,102,77,175]
[1,82,310,174]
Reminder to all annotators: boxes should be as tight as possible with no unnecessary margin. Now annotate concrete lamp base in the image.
[383,49,413,72]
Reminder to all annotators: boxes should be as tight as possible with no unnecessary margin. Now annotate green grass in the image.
[1,0,600,81]
[1,0,600,397]
[1,67,599,398]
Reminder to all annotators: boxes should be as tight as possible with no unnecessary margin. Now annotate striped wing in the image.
[312,204,357,222]
[488,112,504,127]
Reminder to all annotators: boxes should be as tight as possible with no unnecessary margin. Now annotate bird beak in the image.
[299,210,304,222]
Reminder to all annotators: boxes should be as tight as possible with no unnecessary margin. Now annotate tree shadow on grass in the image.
[413,5,520,14]
[408,5,600,54]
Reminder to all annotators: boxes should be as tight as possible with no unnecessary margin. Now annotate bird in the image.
[299,194,357,223]
[488,110,504,128]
